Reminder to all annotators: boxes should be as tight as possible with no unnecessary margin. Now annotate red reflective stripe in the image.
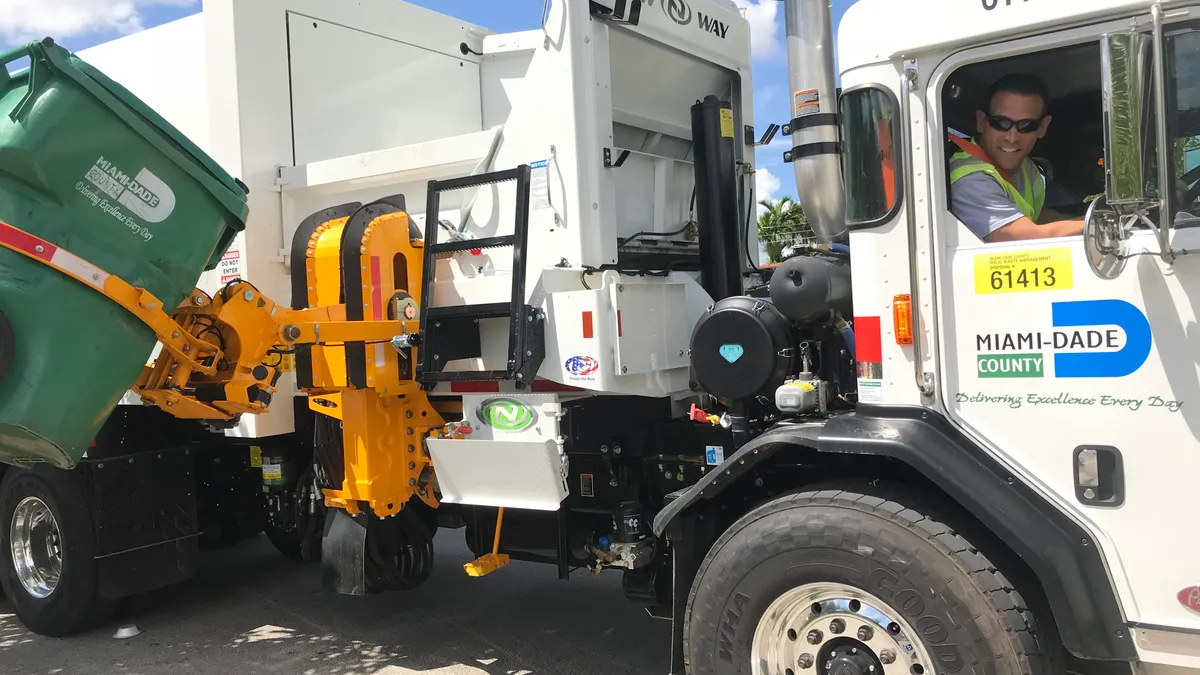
[0,221,56,262]
[370,257,382,321]
[450,381,501,393]
[531,379,583,392]
[582,311,594,339]
[617,310,623,338]
[855,316,883,363]
[449,380,582,393]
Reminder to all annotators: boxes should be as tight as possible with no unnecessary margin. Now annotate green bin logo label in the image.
[77,156,177,241]
[477,398,536,432]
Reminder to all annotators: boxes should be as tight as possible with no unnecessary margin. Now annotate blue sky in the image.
[2,0,856,204]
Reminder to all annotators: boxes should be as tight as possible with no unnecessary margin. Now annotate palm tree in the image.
[757,196,813,264]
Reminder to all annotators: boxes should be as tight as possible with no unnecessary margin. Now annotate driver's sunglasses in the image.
[987,114,1044,134]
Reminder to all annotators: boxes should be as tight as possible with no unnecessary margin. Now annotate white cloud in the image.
[755,166,783,216]
[0,0,195,45]
[730,0,781,61]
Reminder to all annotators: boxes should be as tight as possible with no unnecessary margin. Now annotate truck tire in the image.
[684,489,1048,675]
[0,467,115,637]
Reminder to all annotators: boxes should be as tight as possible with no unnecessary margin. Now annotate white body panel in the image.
[426,394,571,510]
[839,0,1165,72]
[78,0,755,432]
[839,0,1200,666]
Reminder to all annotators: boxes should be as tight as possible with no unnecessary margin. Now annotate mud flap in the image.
[321,508,367,595]
[663,506,718,675]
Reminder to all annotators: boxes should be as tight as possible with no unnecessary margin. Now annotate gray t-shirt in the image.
[950,168,1045,240]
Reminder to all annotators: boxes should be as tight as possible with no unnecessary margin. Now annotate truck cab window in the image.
[941,42,1104,242]
[840,87,900,225]
[1165,27,1200,226]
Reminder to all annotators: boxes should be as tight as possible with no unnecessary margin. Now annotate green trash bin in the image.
[0,38,249,469]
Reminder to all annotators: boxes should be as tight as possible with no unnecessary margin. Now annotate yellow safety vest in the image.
[949,139,1045,223]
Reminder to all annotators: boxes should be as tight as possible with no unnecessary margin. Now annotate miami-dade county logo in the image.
[83,156,176,223]
[974,299,1152,379]
[477,398,536,432]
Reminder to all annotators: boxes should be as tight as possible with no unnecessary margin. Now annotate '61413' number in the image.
[982,0,1027,9]
[991,267,1055,290]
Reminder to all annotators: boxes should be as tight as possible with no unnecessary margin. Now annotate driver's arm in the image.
[1038,207,1078,224]
[951,172,1084,242]
[984,215,1084,242]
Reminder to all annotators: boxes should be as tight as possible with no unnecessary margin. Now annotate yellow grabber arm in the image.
[0,219,417,422]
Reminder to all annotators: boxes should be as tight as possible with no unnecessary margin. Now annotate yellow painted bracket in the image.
[464,507,511,577]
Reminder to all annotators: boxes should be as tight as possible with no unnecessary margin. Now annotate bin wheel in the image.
[0,308,13,385]
[0,467,115,636]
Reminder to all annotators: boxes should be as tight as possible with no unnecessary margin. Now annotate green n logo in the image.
[478,398,535,431]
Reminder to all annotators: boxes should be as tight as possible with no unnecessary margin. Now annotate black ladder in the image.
[416,165,545,386]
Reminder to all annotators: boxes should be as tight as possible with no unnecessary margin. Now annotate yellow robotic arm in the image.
[0,199,445,521]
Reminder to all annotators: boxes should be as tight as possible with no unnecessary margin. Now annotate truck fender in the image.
[651,404,1136,663]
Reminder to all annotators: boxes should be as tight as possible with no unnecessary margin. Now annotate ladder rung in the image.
[426,303,511,320]
[430,167,523,192]
[432,235,515,255]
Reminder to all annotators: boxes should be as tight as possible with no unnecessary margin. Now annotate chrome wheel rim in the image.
[751,582,934,675]
[10,496,62,599]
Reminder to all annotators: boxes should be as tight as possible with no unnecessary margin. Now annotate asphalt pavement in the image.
[0,533,671,675]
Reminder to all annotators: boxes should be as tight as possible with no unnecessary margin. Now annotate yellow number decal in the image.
[974,247,1073,295]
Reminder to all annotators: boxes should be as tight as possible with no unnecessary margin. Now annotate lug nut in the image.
[879,649,896,664]
[798,654,814,669]
[829,618,845,634]
[806,629,823,644]
[857,626,874,641]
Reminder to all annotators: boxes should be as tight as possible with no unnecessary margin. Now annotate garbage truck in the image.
[3,0,1200,673]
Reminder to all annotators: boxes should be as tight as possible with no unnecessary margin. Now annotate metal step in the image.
[416,164,545,386]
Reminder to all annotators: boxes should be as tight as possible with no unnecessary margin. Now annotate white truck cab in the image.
[762,0,1200,671]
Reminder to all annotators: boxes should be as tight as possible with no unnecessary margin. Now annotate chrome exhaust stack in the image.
[783,0,847,244]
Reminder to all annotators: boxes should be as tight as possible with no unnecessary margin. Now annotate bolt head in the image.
[879,649,896,664]
[798,654,814,669]
[857,626,874,641]
[243,290,255,301]
[806,629,823,644]
[829,618,845,634]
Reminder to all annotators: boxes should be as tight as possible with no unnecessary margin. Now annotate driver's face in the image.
[975,91,1051,173]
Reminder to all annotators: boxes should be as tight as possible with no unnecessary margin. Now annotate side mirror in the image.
[1089,30,1155,279]
[1100,31,1152,205]
[1092,9,1180,279]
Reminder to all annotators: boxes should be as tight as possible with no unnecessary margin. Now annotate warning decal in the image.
[219,241,242,284]
[794,88,821,117]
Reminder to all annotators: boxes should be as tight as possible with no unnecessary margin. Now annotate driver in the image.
[949,73,1085,242]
